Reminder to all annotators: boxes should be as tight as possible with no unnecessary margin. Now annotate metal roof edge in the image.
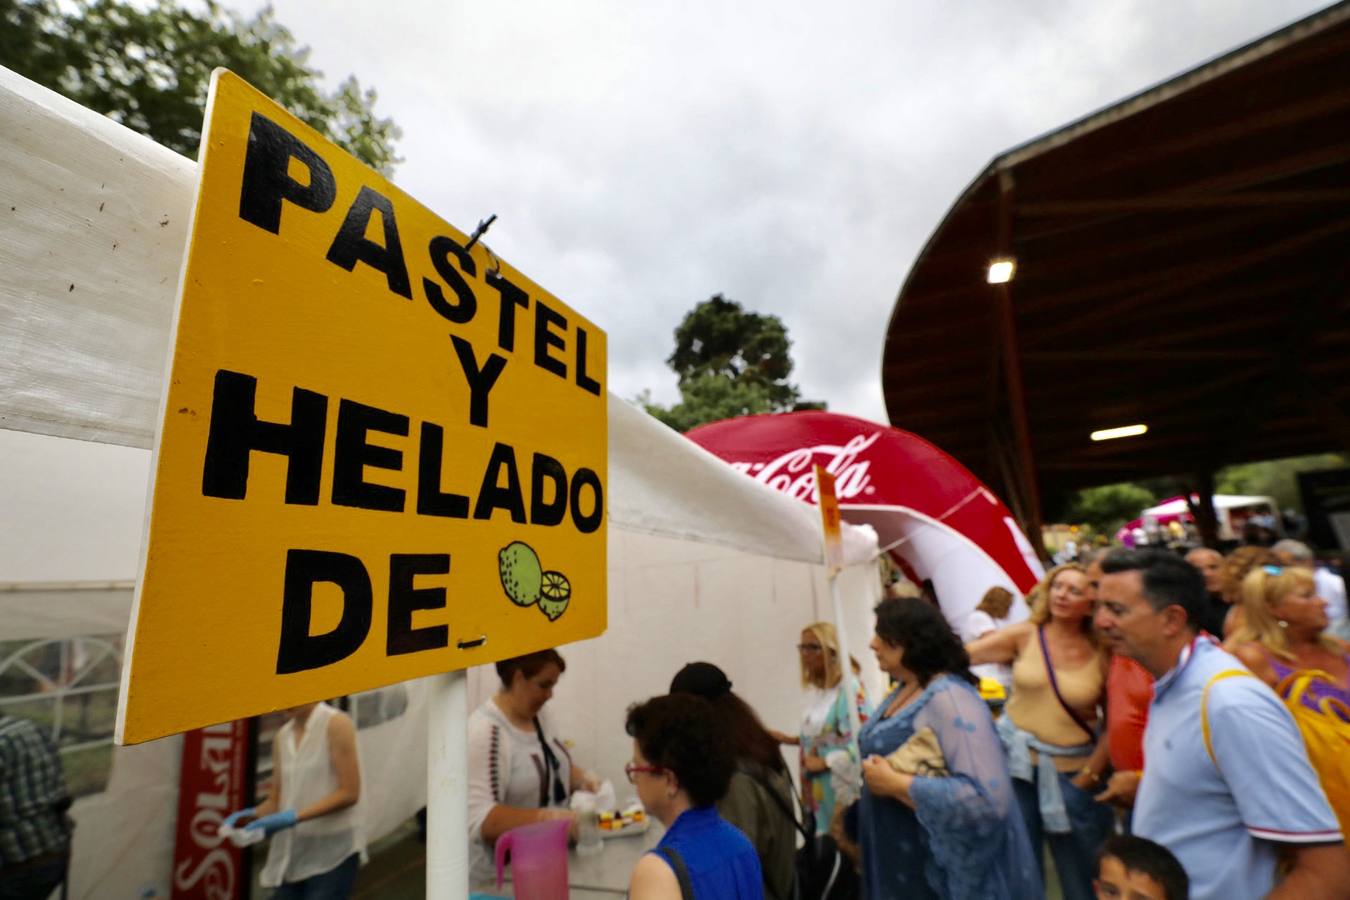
[996,0,1350,170]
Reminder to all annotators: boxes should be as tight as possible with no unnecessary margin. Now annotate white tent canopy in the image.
[0,65,882,898]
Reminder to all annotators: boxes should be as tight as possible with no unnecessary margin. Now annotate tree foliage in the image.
[1063,482,1156,535]
[641,294,822,431]
[0,0,401,173]
[1216,453,1349,511]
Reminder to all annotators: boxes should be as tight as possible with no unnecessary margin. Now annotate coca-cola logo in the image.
[726,433,880,502]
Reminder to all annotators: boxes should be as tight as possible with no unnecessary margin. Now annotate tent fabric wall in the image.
[0,66,882,898]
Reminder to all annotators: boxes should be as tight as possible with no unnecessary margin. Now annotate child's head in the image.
[1094,835,1188,900]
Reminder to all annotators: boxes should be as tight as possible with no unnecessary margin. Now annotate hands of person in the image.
[803,752,829,774]
[541,807,579,842]
[221,807,255,829]
[243,809,299,836]
[1094,770,1142,808]
[1070,767,1104,792]
[580,770,605,794]
[767,729,798,746]
[861,755,913,804]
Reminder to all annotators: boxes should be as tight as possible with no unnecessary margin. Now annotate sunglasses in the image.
[796,643,824,653]
[624,762,664,783]
[1262,565,1284,576]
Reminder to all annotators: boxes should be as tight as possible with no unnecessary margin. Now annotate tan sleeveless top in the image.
[1006,631,1104,771]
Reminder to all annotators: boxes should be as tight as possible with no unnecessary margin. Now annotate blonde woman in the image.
[769,622,871,833]
[1229,564,1350,836]
[1229,563,1350,713]
[965,564,1111,900]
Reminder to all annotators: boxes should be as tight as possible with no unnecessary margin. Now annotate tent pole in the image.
[828,573,863,760]
[426,670,468,899]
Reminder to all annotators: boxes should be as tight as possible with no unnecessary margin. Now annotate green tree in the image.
[1063,482,1156,535]
[640,294,823,431]
[0,0,400,173]
[1216,453,1349,511]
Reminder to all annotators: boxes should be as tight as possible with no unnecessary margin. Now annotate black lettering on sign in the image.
[325,186,412,299]
[276,549,372,674]
[534,300,568,379]
[238,113,337,234]
[332,399,408,512]
[487,270,529,353]
[450,336,507,429]
[416,423,470,518]
[530,453,568,527]
[570,467,604,534]
[473,442,526,522]
[201,370,327,505]
[575,326,602,396]
[387,554,450,656]
[424,236,478,324]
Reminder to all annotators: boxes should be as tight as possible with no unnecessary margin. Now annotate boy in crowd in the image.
[1094,835,1188,900]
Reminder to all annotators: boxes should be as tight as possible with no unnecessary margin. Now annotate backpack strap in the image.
[657,846,696,900]
[1201,669,1257,771]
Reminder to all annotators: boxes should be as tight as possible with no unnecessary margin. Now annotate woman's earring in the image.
[1278,619,1288,629]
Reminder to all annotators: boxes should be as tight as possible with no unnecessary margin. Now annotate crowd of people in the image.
[447,538,1348,900]
[7,540,1346,899]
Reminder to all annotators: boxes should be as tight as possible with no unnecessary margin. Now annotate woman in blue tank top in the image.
[625,694,765,900]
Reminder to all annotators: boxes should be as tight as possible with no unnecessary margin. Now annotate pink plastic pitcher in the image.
[494,818,570,900]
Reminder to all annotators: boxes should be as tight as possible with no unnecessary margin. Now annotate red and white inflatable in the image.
[687,411,1045,626]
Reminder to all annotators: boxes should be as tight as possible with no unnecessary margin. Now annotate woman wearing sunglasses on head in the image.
[769,622,871,833]
[465,649,603,886]
[1229,563,1350,835]
[626,693,764,900]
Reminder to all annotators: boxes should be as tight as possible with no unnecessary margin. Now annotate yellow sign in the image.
[116,71,607,745]
[813,465,844,572]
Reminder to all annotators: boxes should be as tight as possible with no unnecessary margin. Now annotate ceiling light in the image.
[987,259,1015,284]
[1090,424,1148,442]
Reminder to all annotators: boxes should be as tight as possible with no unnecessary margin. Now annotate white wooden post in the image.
[426,670,469,899]
[828,575,863,758]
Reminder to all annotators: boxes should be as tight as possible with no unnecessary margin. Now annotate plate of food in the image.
[598,802,649,838]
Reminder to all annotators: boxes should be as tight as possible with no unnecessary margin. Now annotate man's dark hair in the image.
[1096,834,1189,900]
[1100,548,1207,629]
[625,694,733,807]
[873,597,977,686]
[495,648,566,687]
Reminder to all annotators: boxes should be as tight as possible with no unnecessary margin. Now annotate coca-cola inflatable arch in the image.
[687,411,1045,627]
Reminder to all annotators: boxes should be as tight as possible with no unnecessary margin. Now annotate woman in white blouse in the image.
[467,648,602,884]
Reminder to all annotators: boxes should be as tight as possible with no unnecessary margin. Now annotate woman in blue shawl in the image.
[858,597,1041,900]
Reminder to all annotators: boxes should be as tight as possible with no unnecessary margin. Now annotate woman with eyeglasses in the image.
[466,649,602,886]
[769,622,871,834]
[626,693,765,900]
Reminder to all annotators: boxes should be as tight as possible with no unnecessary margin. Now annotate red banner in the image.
[171,720,251,900]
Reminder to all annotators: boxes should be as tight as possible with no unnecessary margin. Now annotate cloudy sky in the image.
[218,1,1329,420]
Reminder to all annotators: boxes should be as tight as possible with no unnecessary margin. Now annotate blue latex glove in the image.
[221,807,254,829]
[243,808,298,836]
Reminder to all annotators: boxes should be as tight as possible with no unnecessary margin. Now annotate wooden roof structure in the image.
[881,2,1350,545]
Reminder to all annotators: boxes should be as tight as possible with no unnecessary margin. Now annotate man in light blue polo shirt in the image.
[1096,549,1346,899]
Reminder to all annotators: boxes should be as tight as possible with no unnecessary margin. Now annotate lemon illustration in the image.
[538,570,571,621]
[499,542,543,606]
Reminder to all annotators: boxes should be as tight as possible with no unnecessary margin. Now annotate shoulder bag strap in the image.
[1201,669,1257,771]
[743,765,814,841]
[657,847,696,900]
[1038,626,1097,742]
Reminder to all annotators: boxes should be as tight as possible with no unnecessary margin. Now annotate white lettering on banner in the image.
[173,721,239,900]
[727,434,881,502]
